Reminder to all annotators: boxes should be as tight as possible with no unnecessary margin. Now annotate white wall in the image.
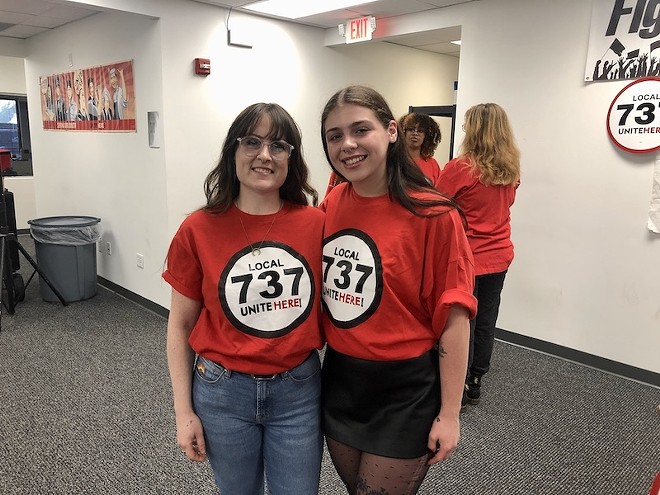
[0,55,25,91]
[0,38,25,58]
[329,0,660,374]
[417,0,659,373]
[0,55,36,228]
[6,0,659,375]
[156,2,457,231]
[4,177,36,227]
[24,10,169,307]
[19,1,456,311]
[153,1,457,306]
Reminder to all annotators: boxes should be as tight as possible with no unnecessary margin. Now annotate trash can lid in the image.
[28,216,101,228]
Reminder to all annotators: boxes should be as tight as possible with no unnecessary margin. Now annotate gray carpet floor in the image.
[1,234,659,494]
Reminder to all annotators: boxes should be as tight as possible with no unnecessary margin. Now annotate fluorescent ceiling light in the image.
[450,40,462,45]
[243,0,379,19]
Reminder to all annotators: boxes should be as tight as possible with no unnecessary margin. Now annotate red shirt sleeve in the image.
[162,217,204,301]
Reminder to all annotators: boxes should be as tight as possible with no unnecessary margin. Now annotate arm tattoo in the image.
[438,344,447,357]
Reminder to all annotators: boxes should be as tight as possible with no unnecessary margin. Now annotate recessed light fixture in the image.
[450,40,462,45]
[243,0,379,19]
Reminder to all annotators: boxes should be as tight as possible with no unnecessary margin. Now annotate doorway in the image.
[408,105,456,165]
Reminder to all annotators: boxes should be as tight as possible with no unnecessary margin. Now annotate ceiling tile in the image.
[0,0,470,54]
[0,23,48,37]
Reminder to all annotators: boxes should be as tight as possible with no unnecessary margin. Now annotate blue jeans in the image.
[192,352,322,495]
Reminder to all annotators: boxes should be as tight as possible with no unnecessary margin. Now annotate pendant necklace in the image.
[235,201,283,256]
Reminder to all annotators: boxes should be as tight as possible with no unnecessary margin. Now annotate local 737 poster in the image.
[585,0,660,81]
[39,60,136,132]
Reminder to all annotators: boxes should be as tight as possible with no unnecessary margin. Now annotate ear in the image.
[387,120,398,143]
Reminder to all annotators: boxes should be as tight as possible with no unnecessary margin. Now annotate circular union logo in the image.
[607,76,660,153]
[219,242,314,338]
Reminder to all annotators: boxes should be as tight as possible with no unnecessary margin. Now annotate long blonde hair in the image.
[460,103,520,186]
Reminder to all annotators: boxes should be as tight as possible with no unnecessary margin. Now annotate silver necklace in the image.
[235,201,283,256]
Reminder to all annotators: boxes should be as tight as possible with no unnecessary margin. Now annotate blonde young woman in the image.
[437,102,521,407]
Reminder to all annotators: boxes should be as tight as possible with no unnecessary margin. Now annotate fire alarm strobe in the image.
[194,58,211,75]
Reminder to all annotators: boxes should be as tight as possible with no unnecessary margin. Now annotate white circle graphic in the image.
[322,229,382,329]
[607,76,660,154]
[219,242,314,338]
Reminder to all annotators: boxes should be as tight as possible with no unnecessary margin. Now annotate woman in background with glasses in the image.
[399,112,442,185]
[437,102,521,409]
[164,103,324,495]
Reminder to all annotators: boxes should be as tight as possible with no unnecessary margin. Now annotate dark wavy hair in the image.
[203,103,318,213]
[399,112,442,160]
[320,85,461,218]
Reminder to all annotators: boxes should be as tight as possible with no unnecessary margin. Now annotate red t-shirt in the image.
[163,203,325,374]
[437,157,518,276]
[320,184,476,361]
[416,156,441,186]
[324,158,440,198]
[324,171,345,198]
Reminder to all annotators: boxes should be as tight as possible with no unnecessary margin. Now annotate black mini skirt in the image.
[321,346,440,459]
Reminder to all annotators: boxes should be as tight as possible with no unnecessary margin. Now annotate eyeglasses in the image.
[237,135,294,159]
[404,127,426,134]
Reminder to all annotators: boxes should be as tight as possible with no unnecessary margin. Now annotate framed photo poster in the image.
[39,60,136,132]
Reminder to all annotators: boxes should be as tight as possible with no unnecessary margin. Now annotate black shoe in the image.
[460,384,469,411]
[464,374,482,405]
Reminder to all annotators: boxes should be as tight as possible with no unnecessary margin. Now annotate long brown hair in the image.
[203,103,318,213]
[321,85,461,218]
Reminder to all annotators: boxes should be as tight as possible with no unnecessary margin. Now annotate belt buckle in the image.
[250,373,278,380]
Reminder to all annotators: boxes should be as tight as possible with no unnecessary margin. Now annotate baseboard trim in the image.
[89,280,660,387]
[97,276,169,319]
[496,328,660,387]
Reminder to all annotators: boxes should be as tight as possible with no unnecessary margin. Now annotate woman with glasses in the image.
[437,103,521,409]
[399,112,442,185]
[319,85,477,494]
[164,103,324,494]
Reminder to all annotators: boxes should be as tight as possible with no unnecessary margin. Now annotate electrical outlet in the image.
[105,241,112,255]
[136,253,144,269]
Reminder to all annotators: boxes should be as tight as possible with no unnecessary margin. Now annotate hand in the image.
[175,411,207,462]
[427,413,460,465]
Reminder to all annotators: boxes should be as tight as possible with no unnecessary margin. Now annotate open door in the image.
[408,105,456,164]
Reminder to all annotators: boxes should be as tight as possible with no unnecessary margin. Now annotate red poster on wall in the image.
[39,60,136,132]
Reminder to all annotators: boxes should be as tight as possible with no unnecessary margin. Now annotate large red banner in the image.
[39,60,136,132]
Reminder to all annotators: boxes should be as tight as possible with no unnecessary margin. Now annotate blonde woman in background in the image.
[437,102,521,408]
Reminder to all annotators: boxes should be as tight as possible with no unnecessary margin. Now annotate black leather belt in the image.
[245,352,313,380]
[250,373,279,380]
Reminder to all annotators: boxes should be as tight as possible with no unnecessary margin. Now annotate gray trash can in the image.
[28,216,103,303]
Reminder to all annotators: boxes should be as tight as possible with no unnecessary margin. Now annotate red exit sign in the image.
[346,16,374,44]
